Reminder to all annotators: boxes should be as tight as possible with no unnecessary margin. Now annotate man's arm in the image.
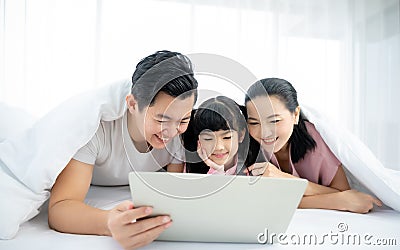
[48,159,109,234]
[49,159,172,249]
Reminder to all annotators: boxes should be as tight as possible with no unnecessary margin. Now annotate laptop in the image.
[129,172,307,243]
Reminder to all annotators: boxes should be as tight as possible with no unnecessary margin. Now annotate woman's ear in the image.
[294,106,301,125]
[126,94,137,114]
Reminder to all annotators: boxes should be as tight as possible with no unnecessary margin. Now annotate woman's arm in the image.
[304,164,350,196]
[166,163,184,172]
[246,162,381,213]
[299,189,383,213]
[245,163,349,196]
[49,159,172,249]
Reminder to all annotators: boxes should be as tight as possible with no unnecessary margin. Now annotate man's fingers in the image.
[127,221,172,249]
[115,200,135,212]
[127,215,171,237]
[118,206,153,225]
[113,215,172,250]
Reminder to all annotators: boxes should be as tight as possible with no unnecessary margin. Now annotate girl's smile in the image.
[199,129,239,168]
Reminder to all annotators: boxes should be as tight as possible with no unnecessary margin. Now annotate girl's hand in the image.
[337,190,382,213]
[197,141,224,173]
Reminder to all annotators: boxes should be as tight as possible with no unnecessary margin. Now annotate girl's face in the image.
[198,129,241,167]
[246,95,299,154]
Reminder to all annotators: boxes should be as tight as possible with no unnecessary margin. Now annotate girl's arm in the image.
[49,159,171,249]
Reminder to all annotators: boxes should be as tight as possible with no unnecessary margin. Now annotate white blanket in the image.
[0,79,131,239]
[302,105,400,211]
[0,80,399,240]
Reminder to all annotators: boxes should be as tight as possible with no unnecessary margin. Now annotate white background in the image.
[0,0,399,170]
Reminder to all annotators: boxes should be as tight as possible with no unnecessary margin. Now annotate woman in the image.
[244,78,382,213]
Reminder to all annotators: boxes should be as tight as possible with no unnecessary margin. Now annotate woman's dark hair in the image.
[182,96,249,174]
[131,50,198,111]
[245,78,316,165]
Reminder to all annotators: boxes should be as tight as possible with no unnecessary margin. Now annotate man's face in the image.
[129,92,195,149]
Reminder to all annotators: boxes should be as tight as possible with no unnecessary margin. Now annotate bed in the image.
[1,185,399,250]
[1,82,399,249]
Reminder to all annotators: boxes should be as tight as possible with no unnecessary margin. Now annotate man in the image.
[48,51,198,249]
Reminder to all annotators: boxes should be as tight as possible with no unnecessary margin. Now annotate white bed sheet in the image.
[1,186,399,250]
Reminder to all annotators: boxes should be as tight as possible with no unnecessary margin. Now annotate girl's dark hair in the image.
[182,96,249,174]
[245,78,316,165]
[131,50,198,111]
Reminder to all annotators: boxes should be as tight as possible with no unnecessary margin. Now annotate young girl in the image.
[183,96,249,175]
[244,78,382,213]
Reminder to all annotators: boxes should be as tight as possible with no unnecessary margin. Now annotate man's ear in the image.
[294,106,301,125]
[126,94,137,114]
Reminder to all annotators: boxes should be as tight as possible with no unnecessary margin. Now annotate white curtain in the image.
[1,0,399,170]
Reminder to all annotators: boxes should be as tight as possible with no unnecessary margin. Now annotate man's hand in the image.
[107,201,172,250]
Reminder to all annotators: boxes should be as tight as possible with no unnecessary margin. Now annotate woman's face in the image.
[246,95,299,154]
[198,129,240,167]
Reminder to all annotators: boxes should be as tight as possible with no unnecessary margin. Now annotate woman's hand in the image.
[107,201,172,250]
[300,189,383,214]
[197,141,224,173]
[336,190,382,213]
[245,162,294,178]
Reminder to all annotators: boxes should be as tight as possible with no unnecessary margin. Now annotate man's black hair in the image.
[131,50,198,111]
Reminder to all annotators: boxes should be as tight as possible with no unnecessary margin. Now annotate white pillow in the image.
[0,163,47,239]
[0,103,36,142]
[302,105,400,211]
[0,80,131,239]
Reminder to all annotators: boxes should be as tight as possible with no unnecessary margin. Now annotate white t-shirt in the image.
[73,111,185,186]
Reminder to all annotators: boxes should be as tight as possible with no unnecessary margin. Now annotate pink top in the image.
[267,122,340,186]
